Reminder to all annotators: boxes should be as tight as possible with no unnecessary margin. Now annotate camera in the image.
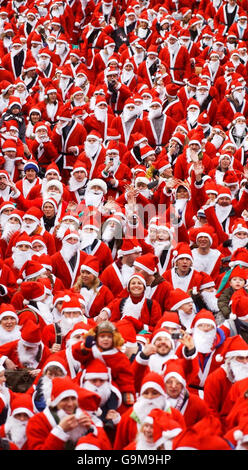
[171,332,184,340]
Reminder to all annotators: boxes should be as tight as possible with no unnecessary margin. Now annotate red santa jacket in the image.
[51,250,88,289]
[110,115,145,149]
[142,113,177,149]
[159,45,192,85]
[51,121,87,170]
[28,139,59,169]
[72,283,114,319]
[0,339,51,370]
[78,146,106,179]
[96,161,132,199]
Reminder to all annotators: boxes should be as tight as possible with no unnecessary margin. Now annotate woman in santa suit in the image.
[72,255,114,320]
[97,273,162,346]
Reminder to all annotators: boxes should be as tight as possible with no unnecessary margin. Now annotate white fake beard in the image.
[36,300,53,325]
[234,123,246,137]
[209,61,219,73]
[139,189,151,199]
[94,107,107,122]
[60,316,82,337]
[215,204,232,224]
[136,433,159,450]
[56,44,66,56]
[175,198,187,214]
[154,240,171,258]
[122,108,137,122]
[148,351,175,373]
[4,156,15,174]
[148,108,162,120]
[4,416,28,449]
[211,134,224,149]
[12,247,33,269]
[38,58,50,71]
[21,221,38,235]
[121,264,134,286]
[195,91,208,105]
[83,380,112,406]
[56,223,72,241]
[84,190,103,208]
[187,110,200,125]
[84,141,100,158]
[80,231,97,249]
[233,91,244,105]
[133,395,167,425]
[134,51,145,65]
[0,324,21,346]
[229,358,248,382]
[11,47,23,58]
[102,225,116,242]
[17,341,39,368]
[2,222,20,241]
[57,408,89,443]
[142,98,152,111]
[60,240,80,261]
[227,3,236,13]
[46,191,62,204]
[168,42,179,54]
[3,37,12,50]
[192,327,216,354]
[105,155,119,173]
[178,309,196,330]
[231,235,248,252]
[121,70,134,84]
[33,247,47,256]
[40,375,53,403]
[200,290,219,313]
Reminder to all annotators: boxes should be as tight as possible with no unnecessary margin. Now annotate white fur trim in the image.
[50,389,78,407]
[52,425,70,441]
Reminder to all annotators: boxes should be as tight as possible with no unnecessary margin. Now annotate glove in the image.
[84,335,96,349]
[122,392,135,406]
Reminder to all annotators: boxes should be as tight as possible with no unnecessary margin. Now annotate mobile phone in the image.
[171,333,184,340]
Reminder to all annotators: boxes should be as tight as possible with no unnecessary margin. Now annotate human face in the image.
[57,396,78,414]
[8,216,20,225]
[97,333,113,350]
[0,371,6,386]
[25,169,37,182]
[63,311,82,319]
[46,171,59,181]
[43,202,55,218]
[16,243,31,252]
[30,112,40,123]
[235,231,248,239]
[80,270,95,286]
[156,228,170,242]
[89,378,106,388]
[129,277,145,296]
[197,236,211,249]
[217,196,231,207]
[220,157,231,170]
[32,241,45,252]
[142,423,154,443]
[235,356,248,363]
[176,257,192,273]
[154,336,172,356]
[74,170,86,182]
[48,92,57,102]
[230,277,245,290]
[176,187,189,200]
[180,302,194,315]
[0,315,17,332]
[165,377,183,398]
[4,151,16,160]
[45,367,64,380]
[14,412,29,422]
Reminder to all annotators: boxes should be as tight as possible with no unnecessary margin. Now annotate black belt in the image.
[189,384,204,391]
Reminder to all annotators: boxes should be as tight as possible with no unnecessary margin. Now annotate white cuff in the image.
[52,425,70,442]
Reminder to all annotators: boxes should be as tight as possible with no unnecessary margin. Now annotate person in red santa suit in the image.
[0,301,21,347]
[214,0,241,36]
[91,36,116,77]
[104,66,132,116]
[0,319,51,378]
[96,141,132,199]
[0,394,35,450]
[193,78,218,125]
[99,214,125,261]
[142,97,177,153]
[67,161,88,204]
[77,131,107,180]
[72,320,136,411]
[190,225,222,282]
[79,12,114,70]
[216,79,248,131]
[15,160,41,199]
[26,375,111,450]
[96,273,162,355]
[162,83,185,123]
[113,371,185,450]
[136,45,161,89]
[216,220,248,273]
[1,139,23,184]
[100,238,142,297]
[72,255,114,320]
[173,132,213,182]
[1,35,33,81]
[83,96,115,142]
[51,229,87,290]
[41,294,91,353]
[124,407,184,450]
[37,84,63,130]
[27,122,59,174]
[27,162,71,203]
[0,365,20,427]
[110,97,144,150]
[79,217,114,275]
[120,58,140,93]
[204,335,248,433]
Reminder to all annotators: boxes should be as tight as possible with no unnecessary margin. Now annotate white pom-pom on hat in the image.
[229,313,237,320]
[234,430,244,441]
[63,295,71,302]
[215,354,223,362]
[23,299,29,306]
[17,278,22,285]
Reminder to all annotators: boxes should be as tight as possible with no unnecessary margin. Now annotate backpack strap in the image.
[17,308,39,324]
[146,298,153,316]
[54,323,62,345]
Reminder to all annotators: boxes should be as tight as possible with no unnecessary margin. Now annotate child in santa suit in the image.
[71,320,136,413]
[217,265,248,320]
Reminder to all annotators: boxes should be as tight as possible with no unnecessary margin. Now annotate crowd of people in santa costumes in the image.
[3,0,248,455]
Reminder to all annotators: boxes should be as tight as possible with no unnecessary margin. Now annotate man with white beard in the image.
[153,224,174,275]
[113,371,185,450]
[32,360,68,413]
[83,96,115,142]
[0,305,21,346]
[78,131,106,180]
[55,35,70,66]
[100,215,123,260]
[83,178,107,209]
[0,207,22,243]
[0,394,35,449]
[5,233,34,279]
[185,100,200,131]
[228,113,248,148]
[68,161,88,203]
[79,358,122,430]
[51,229,87,289]
[217,80,248,131]
[26,376,103,450]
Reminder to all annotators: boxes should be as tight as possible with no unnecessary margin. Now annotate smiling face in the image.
[0,315,17,332]
[97,332,113,350]
[129,277,145,296]
[56,396,78,414]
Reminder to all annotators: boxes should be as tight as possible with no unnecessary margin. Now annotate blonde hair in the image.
[73,274,100,294]
[82,326,125,350]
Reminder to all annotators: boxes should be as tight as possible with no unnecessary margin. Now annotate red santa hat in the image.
[14,233,32,249]
[230,289,248,321]
[198,112,210,126]
[198,272,216,291]
[190,309,216,330]
[167,289,193,312]
[133,253,159,275]
[62,228,80,243]
[42,356,68,377]
[86,178,107,195]
[2,139,17,153]
[142,408,183,446]
[127,272,147,291]
[135,171,150,186]
[61,296,83,314]
[34,254,53,273]
[46,179,63,193]
[194,225,216,246]
[80,255,99,277]
[223,170,240,188]
[231,219,248,237]
[20,319,42,346]
[18,260,46,283]
[11,394,35,418]
[45,162,61,180]
[0,304,18,323]
[61,211,80,226]
[49,377,78,407]
[159,311,181,330]
[216,185,232,201]
[81,358,111,382]
[163,360,187,388]
[42,197,58,213]
[140,372,166,396]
